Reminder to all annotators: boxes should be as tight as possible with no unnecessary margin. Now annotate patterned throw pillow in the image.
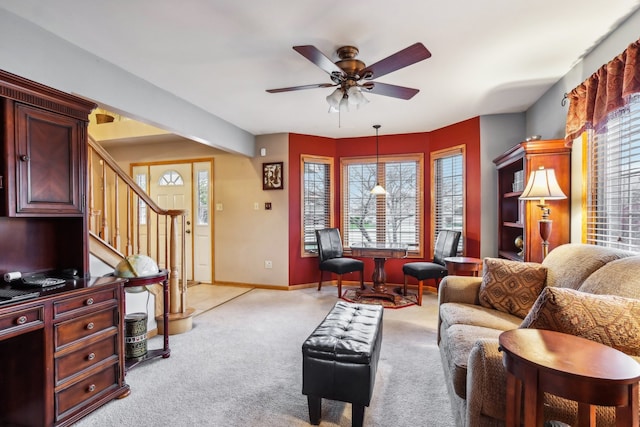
[479,258,547,319]
[520,287,640,356]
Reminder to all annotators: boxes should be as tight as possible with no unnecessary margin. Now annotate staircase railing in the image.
[87,136,189,318]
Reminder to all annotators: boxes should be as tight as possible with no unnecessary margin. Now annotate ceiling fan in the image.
[266,43,431,111]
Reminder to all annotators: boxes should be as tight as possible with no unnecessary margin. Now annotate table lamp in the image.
[519,166,566,259]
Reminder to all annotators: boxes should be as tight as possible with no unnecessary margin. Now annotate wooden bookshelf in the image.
[493,139,571,263]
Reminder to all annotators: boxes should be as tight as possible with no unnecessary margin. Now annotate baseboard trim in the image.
[212,280,417,291]
[213,281,288,290]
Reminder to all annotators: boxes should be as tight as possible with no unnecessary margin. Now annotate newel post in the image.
[162,210,194,335]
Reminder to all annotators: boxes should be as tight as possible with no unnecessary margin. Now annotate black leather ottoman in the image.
[302,301,383,427]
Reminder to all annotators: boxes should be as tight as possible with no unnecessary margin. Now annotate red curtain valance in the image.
[565,39,640,142]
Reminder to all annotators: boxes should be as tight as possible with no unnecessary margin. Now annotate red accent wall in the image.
[288,117,481,286]
[288,134,337,286]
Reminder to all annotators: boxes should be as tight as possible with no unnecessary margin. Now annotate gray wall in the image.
[479,114,525,258]
[0,9,255,157]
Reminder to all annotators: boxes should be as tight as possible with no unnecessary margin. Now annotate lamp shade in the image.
[326,88,343,110]
[347,86,369,108]
[370,184,387,195]
[519,167,566,202]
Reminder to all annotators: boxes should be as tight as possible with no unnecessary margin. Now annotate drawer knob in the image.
[87,352,96,361]
[16,316,27,325]
[86,297,94,305]
[87,384,96,393]
[86,322,94,330]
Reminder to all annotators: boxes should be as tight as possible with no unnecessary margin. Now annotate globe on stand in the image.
[115,254,159,293]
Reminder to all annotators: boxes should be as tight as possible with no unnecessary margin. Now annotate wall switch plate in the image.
[216,203,223,211]
[264,260,273,269]
[254,202,259,210]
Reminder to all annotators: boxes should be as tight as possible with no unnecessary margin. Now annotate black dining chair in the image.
[402,230,461,305]
[315,228,365,297]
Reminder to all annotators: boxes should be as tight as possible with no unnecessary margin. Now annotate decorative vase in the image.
[515,235,524,257]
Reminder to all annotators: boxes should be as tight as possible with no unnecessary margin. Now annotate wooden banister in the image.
[87,136,192,333]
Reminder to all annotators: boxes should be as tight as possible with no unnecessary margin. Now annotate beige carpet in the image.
[74,286,454,427]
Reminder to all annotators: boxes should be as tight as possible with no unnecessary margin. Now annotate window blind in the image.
[586,94,640,251]
[302,156,333,255]
[432,147,465,255]
[342,154,423,255]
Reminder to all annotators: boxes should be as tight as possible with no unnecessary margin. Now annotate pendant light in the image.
[370,124,387,195]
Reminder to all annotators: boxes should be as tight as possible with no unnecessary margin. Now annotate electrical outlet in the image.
[264,260,273,269]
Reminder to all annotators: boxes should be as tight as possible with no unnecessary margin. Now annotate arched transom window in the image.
[159,170,184,186]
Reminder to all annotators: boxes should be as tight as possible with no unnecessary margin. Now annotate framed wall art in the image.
[263,161,284,190]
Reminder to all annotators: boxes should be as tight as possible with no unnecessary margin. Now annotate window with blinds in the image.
[431,146,465,256]
[585,93,640,251]
[301,155,333,256]
[341,154,423,256]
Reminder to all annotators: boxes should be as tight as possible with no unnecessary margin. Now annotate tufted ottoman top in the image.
[303,301,383,364]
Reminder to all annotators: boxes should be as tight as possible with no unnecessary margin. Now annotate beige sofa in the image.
[437,243,640,426]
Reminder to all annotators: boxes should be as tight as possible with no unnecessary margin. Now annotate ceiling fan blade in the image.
[266,83,336,93]
[293,45,345,77]
[360,43,431,80]
[361,82,419,100]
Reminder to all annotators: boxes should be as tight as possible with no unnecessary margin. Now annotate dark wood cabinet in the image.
[52,285,125,425]
[0,280,128,427]
[11,102,85,216]
[0,70,94,277]
[493,139,571,263]
[0,69,128,426]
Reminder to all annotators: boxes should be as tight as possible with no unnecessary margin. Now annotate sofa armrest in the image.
[437,276,484,343]
[438,275,483,306]
[466,338,507,426]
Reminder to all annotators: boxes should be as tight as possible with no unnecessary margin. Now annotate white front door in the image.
[150,163,194,280]
[131,160,213,284]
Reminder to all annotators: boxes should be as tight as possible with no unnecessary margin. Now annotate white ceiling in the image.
[2,1,640,139]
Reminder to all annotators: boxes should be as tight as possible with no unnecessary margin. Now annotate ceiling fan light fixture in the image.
[327,86,369,113]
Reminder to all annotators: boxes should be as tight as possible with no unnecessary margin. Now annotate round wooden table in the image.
[499,329,640,427]
[443,256,483,276]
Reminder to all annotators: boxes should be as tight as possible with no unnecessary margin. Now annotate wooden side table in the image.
[499,329,640,427]
[122,269,171,372]
[443,256,483,276]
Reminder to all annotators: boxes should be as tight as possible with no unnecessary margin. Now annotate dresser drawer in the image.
[54,287,118,317]
[0,305,44,338]
[55,307,118,349]
[55,362,119,422]
[55,333,118,383]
